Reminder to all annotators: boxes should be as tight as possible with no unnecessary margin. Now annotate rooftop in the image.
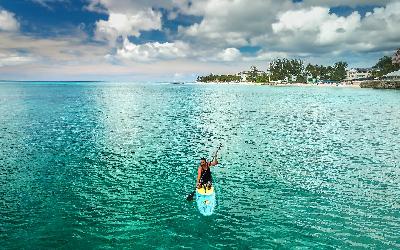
[384,70,400,77]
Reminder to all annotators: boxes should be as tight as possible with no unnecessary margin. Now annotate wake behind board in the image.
[196,186,216,216]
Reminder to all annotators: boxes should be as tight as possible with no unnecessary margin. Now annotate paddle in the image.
[186,144,222,201]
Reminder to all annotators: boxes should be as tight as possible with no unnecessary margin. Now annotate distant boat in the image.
[171,82,184,85]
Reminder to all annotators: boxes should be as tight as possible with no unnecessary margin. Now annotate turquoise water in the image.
[1,82,399,248]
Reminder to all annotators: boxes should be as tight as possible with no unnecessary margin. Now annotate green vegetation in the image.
[197,74,241,83]
[305,61,348,81]
[254,74,269,83]
[372,56,400,77]
[247,66,269,83]
[196,49,399,83]
[269,59,347,83]
[269,59,305,82]
[197,59,348,83]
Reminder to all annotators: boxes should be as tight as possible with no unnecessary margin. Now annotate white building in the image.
[383,70,400,80]
[236,72,248,82]
[346,68,373,80]
[236,67,266,82]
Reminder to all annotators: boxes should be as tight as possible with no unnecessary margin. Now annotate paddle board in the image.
[196,186,216,216]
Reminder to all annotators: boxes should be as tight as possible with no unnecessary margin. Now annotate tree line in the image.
[197,48,400,83]
[197,74,241,83]
[197,59,348,83]
[372,54,400,77]
[269,59,348,82]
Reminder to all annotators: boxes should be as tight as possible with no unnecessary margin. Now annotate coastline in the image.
[196,81,361,88]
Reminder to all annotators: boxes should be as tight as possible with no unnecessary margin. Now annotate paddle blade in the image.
[186,191,195,201]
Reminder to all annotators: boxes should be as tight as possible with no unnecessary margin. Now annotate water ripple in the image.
[0,83,399,248]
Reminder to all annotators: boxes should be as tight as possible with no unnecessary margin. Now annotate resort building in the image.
[346,68,373,80]
[236,72,248,82]
[383,70,400,80]
[236,67,267,82]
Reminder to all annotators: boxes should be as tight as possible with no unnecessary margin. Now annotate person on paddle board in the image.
[196,154,218,189]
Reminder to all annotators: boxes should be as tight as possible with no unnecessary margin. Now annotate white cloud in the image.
[0,52,35,67]
[0,31,110,67]
[1,0,400,80]
[217,48,241,61]
[251,50,289,61]
[300,0,392,8]
[0,10,19,32]
[86,0,208,16]
[14,0,399,67]
[95,10,162,43]
[89,0,291,62]
[272,7,361,46]
[114,38,190,61]
[269,2,400,54]
[179,0,291,47]
[176,0,400,62]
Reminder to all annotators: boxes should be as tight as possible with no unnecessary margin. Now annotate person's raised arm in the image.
[209,144,221,167]
[209,153,218,167]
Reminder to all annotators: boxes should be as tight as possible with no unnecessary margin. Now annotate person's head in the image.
[200,157,207,167]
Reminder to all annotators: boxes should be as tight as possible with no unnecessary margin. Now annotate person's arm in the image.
[196,167,202,187]
[209,154,218,167]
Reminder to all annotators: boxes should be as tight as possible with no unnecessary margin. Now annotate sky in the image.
[0,0,399,81]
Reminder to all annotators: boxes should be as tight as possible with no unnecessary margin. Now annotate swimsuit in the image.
[199,166,212,185]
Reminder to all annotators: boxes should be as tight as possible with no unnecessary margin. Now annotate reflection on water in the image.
[0,82,399,248]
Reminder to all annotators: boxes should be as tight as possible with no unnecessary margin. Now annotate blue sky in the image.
[0,0,399,81]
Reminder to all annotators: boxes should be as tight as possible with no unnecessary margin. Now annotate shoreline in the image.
[196,81,361,88]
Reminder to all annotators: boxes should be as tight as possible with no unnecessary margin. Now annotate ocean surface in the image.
[1,82,399,249]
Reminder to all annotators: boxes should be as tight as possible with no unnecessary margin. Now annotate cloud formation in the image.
[95,10,162,43]
[0,9,19,32]
[271,7,361,50]
[178,0,289,47]
[177,0,400,60]
[114,38,190,61]
[0,0,399,80]
[269,2,400,53]
[0,52,35,67]
[301,0,393,7]
[217,48,242,62]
